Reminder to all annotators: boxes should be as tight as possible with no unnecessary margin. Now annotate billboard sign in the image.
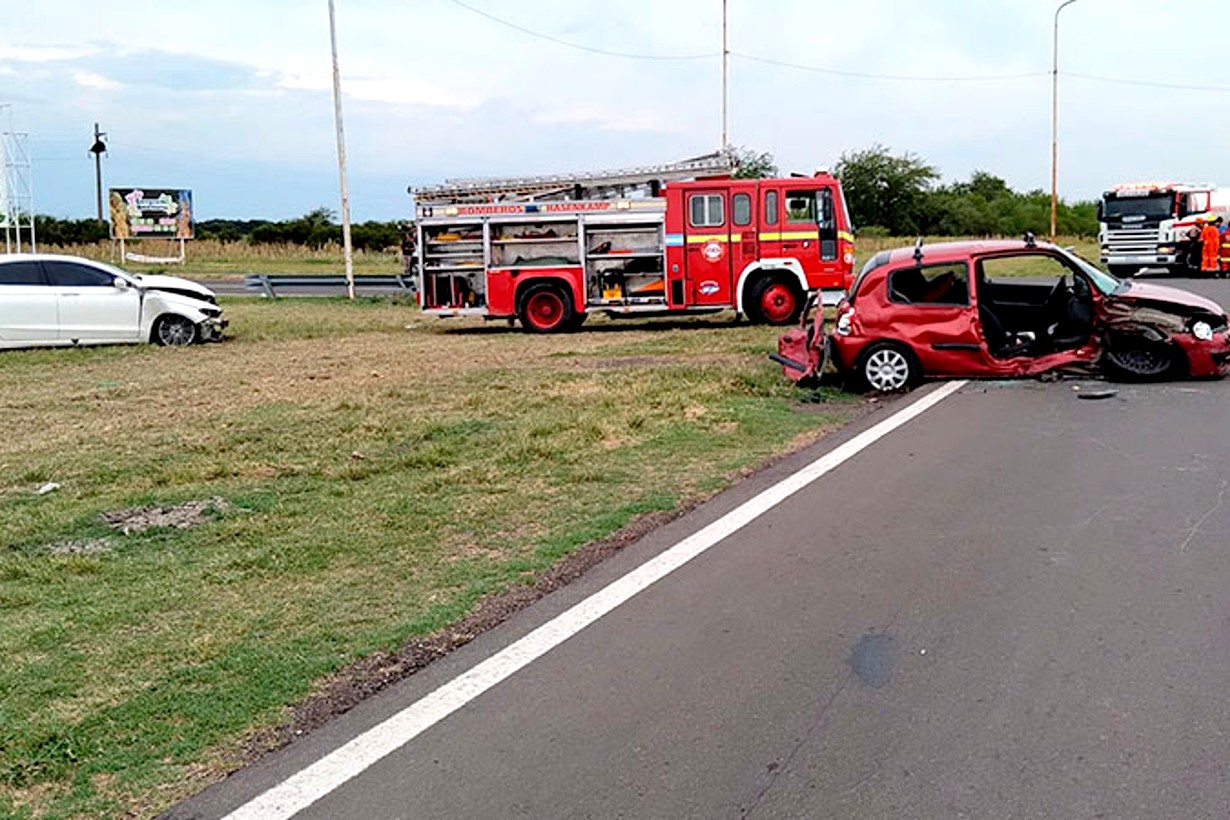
[109,188,193,239]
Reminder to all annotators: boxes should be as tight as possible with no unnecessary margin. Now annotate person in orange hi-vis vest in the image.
[1218,216,1230,278]
[1200,215,1221,276]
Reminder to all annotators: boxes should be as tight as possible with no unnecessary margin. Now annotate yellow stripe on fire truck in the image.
[758,231,821,241]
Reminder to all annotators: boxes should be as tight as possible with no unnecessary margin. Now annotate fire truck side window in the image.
[732,193,752,226]
[689,194,724,228]
[786,191,817,223]
[764,191,779,226]
[817,189,834,229]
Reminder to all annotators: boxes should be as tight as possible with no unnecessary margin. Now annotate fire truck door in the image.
[728,191,758,283]
[782,187,838,279]
[684,190,733,306]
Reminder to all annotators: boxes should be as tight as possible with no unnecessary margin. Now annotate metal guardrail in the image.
[242,274,416,298]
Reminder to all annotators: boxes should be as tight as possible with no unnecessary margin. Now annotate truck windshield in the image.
[1102,195,1173,220]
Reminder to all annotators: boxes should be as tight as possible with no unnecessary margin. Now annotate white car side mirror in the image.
[114,277,130,290]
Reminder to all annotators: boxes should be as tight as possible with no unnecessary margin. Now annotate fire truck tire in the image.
[747,275,803,326]
[518,283,575,333]
[1107,265,1137,278]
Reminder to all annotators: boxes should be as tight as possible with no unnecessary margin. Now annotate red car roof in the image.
[881,239,1059,264]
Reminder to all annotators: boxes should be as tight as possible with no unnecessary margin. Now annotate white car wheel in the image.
[863,345,915,392]
[154,315,198,347]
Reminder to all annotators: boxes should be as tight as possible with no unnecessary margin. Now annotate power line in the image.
[447,0,1230,91]
[447,0,716,61]
[732,52,1045,82]
[1066,71,1230,92]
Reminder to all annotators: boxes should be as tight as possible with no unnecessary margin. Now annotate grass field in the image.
[0,300,859,819]
[42,236,1102,281]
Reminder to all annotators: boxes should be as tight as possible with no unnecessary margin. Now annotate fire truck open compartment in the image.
[421,222,486,310]
[583,219,665,305]
[418,211,668,313]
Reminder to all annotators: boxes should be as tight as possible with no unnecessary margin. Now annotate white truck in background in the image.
[1098,182,1230,276]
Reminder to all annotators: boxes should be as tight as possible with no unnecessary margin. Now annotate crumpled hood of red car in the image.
[1116,281,1226,316]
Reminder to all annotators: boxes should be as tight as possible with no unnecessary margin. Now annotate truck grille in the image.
[1104,227,1162,254]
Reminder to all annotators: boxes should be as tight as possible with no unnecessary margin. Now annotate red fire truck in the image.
[410,153,856,332]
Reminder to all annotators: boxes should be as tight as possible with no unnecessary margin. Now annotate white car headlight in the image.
[1192,321,1214,341]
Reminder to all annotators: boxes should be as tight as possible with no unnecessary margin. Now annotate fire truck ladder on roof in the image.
[410,150,738,204]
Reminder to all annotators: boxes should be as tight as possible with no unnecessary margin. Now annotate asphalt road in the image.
[170,352,1230,819]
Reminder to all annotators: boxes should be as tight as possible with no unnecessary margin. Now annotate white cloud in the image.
[0,44,96,62]
[277,71,485,110]
[72,71,120,90]
[532,104,684,134]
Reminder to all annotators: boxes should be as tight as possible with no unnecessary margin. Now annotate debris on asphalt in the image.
[1074,385,1119,400]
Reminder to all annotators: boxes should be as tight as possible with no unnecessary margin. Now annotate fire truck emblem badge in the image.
[699,280,720,296]
[702,241,723,262]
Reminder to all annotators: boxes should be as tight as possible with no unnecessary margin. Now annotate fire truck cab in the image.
[411,154,855,332]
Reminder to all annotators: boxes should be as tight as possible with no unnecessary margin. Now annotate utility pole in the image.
[1050,0,1080,240]
[721,0,729,150]
[89,123,107,222]
[328,0,355,300]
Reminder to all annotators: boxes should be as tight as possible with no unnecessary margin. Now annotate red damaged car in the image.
[776,238,1230,391]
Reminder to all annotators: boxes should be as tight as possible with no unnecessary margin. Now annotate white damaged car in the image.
[0,254,227,349]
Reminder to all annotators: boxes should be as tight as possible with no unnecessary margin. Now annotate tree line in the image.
[31,207,406,251]
[832,144,1098,238]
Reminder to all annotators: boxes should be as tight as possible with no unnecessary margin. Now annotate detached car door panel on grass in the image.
[0,259,58,344]
[44,260,141,343]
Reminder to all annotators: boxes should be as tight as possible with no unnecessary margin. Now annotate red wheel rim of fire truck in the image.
[759,280,799,325]
[524,289,567,331]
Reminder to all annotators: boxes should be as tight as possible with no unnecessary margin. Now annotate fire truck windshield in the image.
[1102,194,1173,220]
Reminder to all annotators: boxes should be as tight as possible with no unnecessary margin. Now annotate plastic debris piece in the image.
[1077,387,1118,400]
[36,482,61,495]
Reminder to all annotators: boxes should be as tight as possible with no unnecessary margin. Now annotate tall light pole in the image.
[1050,0,1080,240]
[89,123,107,223]
[328,0,356,300]
[721,0,728,150]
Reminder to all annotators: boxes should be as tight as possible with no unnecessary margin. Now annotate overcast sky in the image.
[2,0,1227,221]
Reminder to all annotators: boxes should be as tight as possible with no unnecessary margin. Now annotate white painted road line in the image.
[223,380,969,820]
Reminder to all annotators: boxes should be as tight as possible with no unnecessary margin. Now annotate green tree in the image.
[834,144,939,235]
[730,146,778,179]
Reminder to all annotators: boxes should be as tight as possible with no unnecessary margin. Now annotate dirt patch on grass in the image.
[102,497,232,535]
[45,538,113,556]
